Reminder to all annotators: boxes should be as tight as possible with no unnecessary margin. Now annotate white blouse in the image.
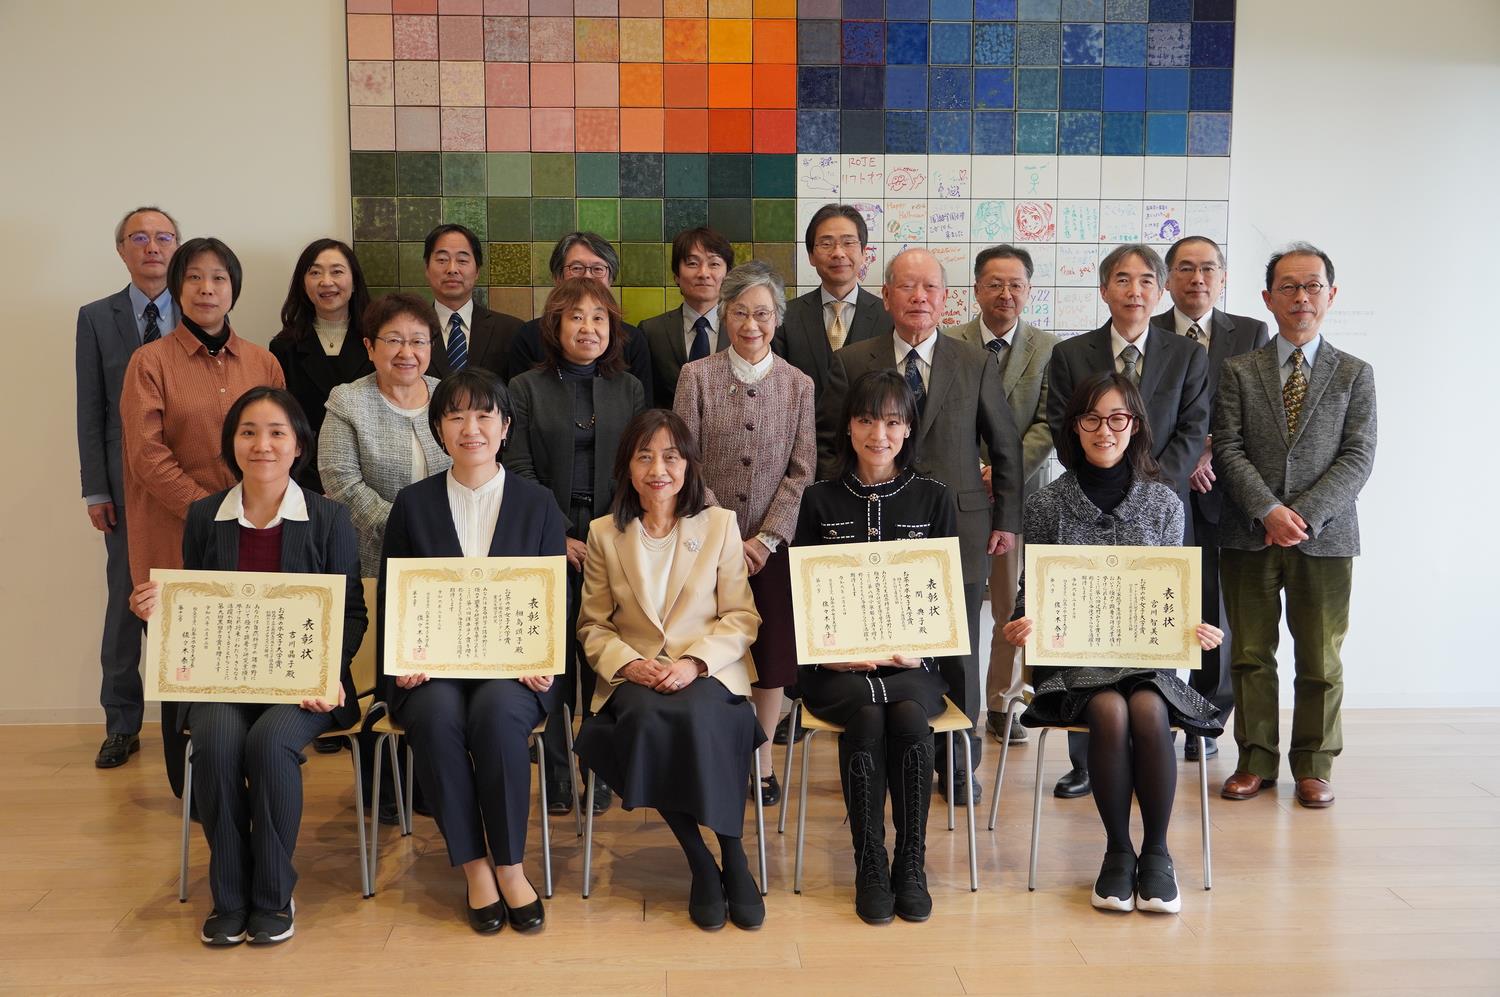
[633,519,678,620]
[380,393,430,481]
[445,467,506,557]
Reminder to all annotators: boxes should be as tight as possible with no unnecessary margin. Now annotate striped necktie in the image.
[1187,323,1203,344]
[142,302,161,344]
[447,312,468,370]
[985,336,1007,374]
[1284,347,1308,435]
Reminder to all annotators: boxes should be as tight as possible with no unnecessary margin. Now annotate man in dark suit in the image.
[423,223,523,379]
[639,226,733,408]
[505,232,654,399]
[1044,243,1211,798]
[1216,243,1376,810]
[75,205,180,768]
[1153,236,1270,760]
[818,248,1023,802]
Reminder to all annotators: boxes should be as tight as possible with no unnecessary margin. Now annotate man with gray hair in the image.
[76,205,180,767]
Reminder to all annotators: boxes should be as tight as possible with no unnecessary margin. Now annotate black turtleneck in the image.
[1075,457,1131,514]
[560,359,597,503]
[183,315,231,356]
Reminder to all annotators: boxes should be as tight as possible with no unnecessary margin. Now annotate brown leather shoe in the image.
[1221,771,1275,800]
[1295,777,1335,808]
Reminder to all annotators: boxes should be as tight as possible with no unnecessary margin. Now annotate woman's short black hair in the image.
[168,237,243,309]
[1054,370,1162,481]
[273,238,372,345]
[835,369,920,478]
[609,409,708,530]
[428,368,512,455]
[220,386,315,481]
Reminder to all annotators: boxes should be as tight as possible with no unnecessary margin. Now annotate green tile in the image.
[708,198,753,242]
[472,286,488,310]
[664,198,709,236]
[487,153,532,196]
[752,198,796,242]
[730,241,753,268]
[368,286,398,300]
[397,196,442,241]
[621,286,666,325]
[752,154,796,198]
[531,198,577,242]
[489,243,531,286]
[398,242,428,287]
[532,285,552,316]
[399,285,436,302]
[397,152,441,195]
[531,153,577,198]
[618,242,663,286]
[664,154,709,197]
[707,154,753,197]
[619,199,663,242]
[351,152,396,196]
[575,153,620,196]
[530,242,556,284]
[443,152,488,195]
[487,197,532,242]
[577,198,620,241]
[753,243,797,285]
[354,241,399,287]
[442,197,487,238]
[352,196,397,241]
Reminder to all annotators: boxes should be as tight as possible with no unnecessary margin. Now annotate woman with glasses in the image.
[1001,371,1223,916]
[673,261,815,808]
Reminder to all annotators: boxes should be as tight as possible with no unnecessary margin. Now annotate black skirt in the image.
[1021,668,1223,737]
[573,677,766,837]
[748,546,797,689]
[797,659,948,727]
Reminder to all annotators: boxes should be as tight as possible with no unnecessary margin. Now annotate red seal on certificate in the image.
[176,666,191,681]
[1049,635,1065,649]
[412,646,427,662]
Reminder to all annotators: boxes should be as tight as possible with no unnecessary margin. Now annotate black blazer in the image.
[639,305,727,409]
[772,286,892,400]
[503,368,646,530]
[507,317,655,402]
[376,472,568,710]
[75,286,158,504]
[269,330,374,492]
[428,303,525,381]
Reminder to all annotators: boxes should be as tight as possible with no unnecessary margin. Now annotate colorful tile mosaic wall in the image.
[346,0,1234,333]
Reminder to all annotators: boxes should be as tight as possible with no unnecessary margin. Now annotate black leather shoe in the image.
[751,773,781,807]
[1184,736,1218,761]
[546,781,574,816]
[313,738,342,755]
[773,713,809,746]
[723,872,765,930]
[591,779,614,816]
[688,874,727,930]
[95,733,140,769]
[935,769,981,806]
[505,881,546,932]
[1054,767,1091,798]
[378,801,402,827]
[466,889,505,934]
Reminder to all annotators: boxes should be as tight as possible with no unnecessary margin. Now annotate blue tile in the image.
[842,110,885,153]
[797,110,840,153]
[1016,22,1059,63]
[843,0,884,17]
[841,66,885,109]
[1146,67,1189,109]
[798,67,840,108]
[1193,0,1234,19]
[886,21,929,64]
[1018,0,1060,17]
[1105,22,1147,64]
[1147,22,1190,66]
[1062,0,1105,17]
[974,67,1015,107]
[1190,67,1231,110]
[975,0,1018,17]
[798,21,841,65]
[842,21,885,64]
[931,67,973,108]
[1016,67,1058,108]
[1061,22,1104,64]
[1148,0,1190,19]
[974,110,1016,153]
[1105,0,1146,19]
[974,22,1016,65]
[886,0,929,17]
[931,22,972,64]
[1016,111,1058,153]
[1191,22,1233,66]
[1145,111,1187,154]
[931,0,974,18]
[1188,111,1231,154]
[886,111,929,153]
[929,111,973,153]
[1102,110,1144,152]
[1102,66,1145,110]
[1060,66,1102,108]
[1058,110,1101,153]
[885,65,929,108]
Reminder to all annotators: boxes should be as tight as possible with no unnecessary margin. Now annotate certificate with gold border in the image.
[144,569,345,703]
[384,556,567,678]
[789,538,969,665]
[1024,544,1201,669]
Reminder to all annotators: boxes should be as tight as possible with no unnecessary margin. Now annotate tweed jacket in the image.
[673,350,816,545]
[1212,337,1377,557]
[772,285,893,399]
[944,316,1061,499]
[1024,471,1185,550]
[640,304,728,409]
[319,373,451,576]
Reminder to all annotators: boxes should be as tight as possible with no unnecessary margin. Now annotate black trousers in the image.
[187,702,335,913]
[99,504,145,734]
[396,678,552,866]
[1188,499,1234,717]
[935,580,985,773]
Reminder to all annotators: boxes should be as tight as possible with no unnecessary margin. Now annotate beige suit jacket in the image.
[579,506,761,711]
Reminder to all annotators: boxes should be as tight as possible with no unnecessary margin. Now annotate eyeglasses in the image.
[376,336,431,349]
[1076,413,1134,432]
[1274,281,1327,297]
[1172,264,1222,277]
[979,280,1029,295]
[562,262,611,279]
[727,306,776,324]
[814,236,862,253]
[124,232,176,247]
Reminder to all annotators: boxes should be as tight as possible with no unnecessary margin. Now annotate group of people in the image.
[74,201,1375,943]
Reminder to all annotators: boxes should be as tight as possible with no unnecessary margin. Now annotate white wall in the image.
[0,0,1494,721]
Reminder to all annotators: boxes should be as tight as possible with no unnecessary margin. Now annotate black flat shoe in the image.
[465,888,505,934]
[935,769,981,806]
[688,875,727,930]
[591,779,614,816]
[751,773,780,807]
[95,733,140,769]
[1184,736,1219,761]
[546,782,574,816]
[1054,767,1092,799]
[773,713,809,746]
[505,881,546,932]
[313,738,343,755]
[722,871,765,930]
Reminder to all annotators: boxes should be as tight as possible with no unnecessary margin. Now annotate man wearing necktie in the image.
[817,248,1023,803]
[422,224,523,380]
[640,226,734,408]
[1043,244,1211,799]
[1214,243,1376,810]
[1152,237,1270,759]
[74,205,181,768]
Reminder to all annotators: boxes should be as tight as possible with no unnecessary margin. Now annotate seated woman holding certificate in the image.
[790,369,954,926]
[378,369,566,935]
[573,409,765,931]
[128,387,366,947]
[1002,371,1223,915]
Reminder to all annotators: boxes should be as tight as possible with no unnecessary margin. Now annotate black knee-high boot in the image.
[888,734,934,922]
[838,734,894,924]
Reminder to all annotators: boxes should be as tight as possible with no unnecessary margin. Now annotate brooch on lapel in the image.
[685,538,701,552]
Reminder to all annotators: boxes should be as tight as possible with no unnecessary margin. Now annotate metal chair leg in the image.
[793,729,816,894]
[350,738,372,898]
[178,741,194,903]
[582,769,596,899]
[778,702,799,835]
[962,731,978,891]
[564,705,582,838]
[988,700,1022,831]
[1197,734,1212,890]
[383,735,408,836]
[946,731,956,831]
[404,744,415,833]
[370,733,386,882]
[752,750,767,895]
[536,732,553,900]
[1028,727,1050,891]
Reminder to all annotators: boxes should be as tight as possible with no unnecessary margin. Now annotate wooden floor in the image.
[2,712,1498,996]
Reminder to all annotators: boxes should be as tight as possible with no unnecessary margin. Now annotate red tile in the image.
[663,64,707,107]
[530,63,576,106]
[620,107,665,151]
[751,63,795,108]
[664,108,710,152]
[752,109,795,153]
[708,108,753,152]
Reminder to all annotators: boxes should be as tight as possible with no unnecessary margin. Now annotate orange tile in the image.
[752,0,795,15]
[708,63,752,108]
[708,0,750,14]
[619,63,665,106]
[664,108,711,152]
[663,0,705,13]
[530,63,575,106]
[752,108,795,153]
[347,14,395,59]
[485,62,530,106]
[575,108,621,151]
[752,19,797,63]
[663,63,707,107]
[663,18,707,62]
[707,18,751,62]
[620,107,665,151]
[751,63,795,108]
[708,108,753,152]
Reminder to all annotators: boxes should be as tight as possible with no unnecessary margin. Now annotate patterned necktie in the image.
[447,311,468,370]
[1119,344,1141,384]
[1284,347,1308,435]
[904,350,926,415]
[688,314,710,362]
[825,300,847,351]
[1187,323,1202,345]
[985,336,1008,374]
[142,301,161,344]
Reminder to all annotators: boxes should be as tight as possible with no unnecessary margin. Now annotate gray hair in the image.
[718,260,787,324]
[549,231,619,283]
[883,247,946,288]
[1098,243,1166,289]
[114,205,179,244]
[1265,241,1335,291]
